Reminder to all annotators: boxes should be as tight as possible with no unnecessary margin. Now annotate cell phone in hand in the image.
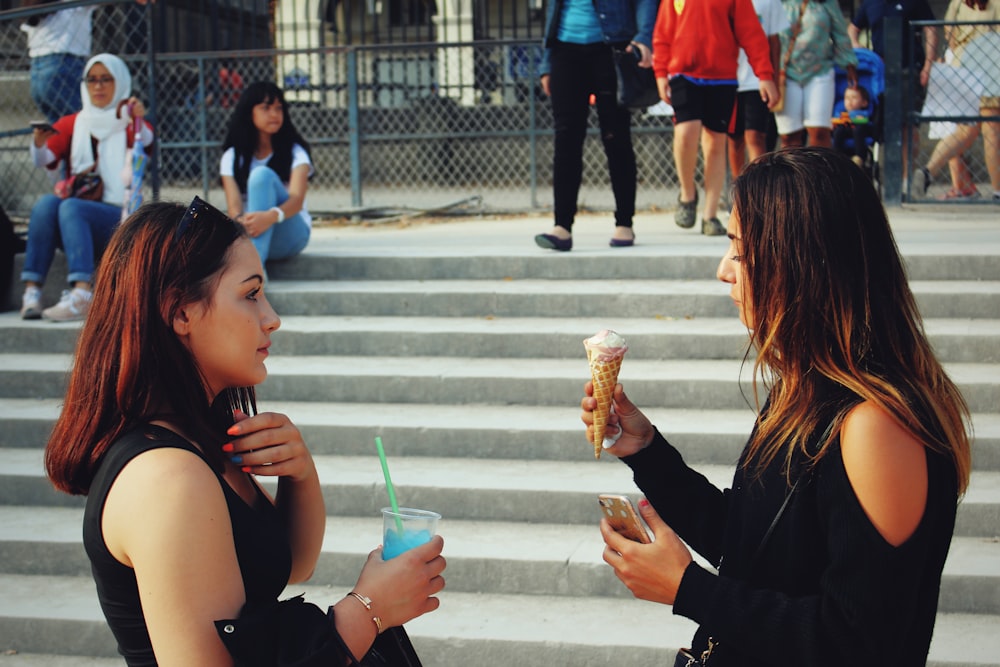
[29,120,57,134]
[598,494,651,544]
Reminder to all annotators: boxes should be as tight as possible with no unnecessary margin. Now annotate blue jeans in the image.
[246,166,310,263]
[21,194,121,286]
[31,53,85,123]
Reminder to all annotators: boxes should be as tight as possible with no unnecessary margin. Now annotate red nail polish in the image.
[241,466,251,473]
[638,498,650,509]
[227,425,240,436]
[222,443,234,453]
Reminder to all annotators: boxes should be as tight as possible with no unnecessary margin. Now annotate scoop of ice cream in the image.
[584,329,628,362]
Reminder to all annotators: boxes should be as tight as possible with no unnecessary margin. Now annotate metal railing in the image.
[3,4,997,220]
[909,18,1000,204]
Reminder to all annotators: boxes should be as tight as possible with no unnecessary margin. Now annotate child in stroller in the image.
[833,85,874,168]
[833,48,885,180]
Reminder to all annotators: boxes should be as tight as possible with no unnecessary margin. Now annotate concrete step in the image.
[1,574,998,667]
[3,313,1000,363]
[4,449,999,537]
[265,278,1000,320]
[3,352,999,414]
[266,250,1000,283]
[2,398,998,471]
[3,505,999,612]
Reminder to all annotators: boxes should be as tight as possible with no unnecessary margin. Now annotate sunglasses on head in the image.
[174,196,234,241]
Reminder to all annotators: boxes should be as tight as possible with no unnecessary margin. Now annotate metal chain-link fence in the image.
[13,4,998,222]
[0,0,686,221]
[910,19,1000,203]
[143,42,685,219]
[0,0,157,216]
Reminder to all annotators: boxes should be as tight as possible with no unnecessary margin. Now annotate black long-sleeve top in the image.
[624,408,958,666]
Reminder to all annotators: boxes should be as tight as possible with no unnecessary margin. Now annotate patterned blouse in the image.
[781,0,857,84]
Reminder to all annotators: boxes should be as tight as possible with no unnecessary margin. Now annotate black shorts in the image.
[670,76,737,134]
[728,90,771,137]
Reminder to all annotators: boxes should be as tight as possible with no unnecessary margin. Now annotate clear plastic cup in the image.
[381,507,440,560]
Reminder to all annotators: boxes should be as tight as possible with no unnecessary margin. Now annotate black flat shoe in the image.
[609,236,634,247]
[534,233,572,251]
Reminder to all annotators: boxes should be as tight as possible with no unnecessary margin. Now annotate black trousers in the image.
[548,41,637,231]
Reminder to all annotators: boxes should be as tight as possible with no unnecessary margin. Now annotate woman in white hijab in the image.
[21,53,153,322]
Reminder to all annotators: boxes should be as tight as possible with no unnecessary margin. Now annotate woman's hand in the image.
[657,76,671,104]
[601,499,692,605]
[540,74,551,97]
[628,41,652,68]
[225,409,317,483]
[581,381,655,458]
[352,536,447,628]
[32,126,57,149]
[117,97,147,121]
[760,78,780,111]
[240,210,277,238]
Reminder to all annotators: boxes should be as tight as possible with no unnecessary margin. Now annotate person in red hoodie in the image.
[654,0,779,235]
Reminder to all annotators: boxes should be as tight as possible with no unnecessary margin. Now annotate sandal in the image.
[937,186,981,201]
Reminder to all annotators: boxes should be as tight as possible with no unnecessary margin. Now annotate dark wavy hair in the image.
[220,81,311,194]
[732,147,971,494]
[45,201,247,495]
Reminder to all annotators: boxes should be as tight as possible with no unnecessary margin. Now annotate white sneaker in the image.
[20,286,43,320]
[911,167,931,196]
[42,288,92,322]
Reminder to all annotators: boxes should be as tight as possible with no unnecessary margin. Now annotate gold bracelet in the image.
[347,591,383,634]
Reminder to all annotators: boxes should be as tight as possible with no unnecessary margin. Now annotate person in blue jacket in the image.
[533,0,658,251]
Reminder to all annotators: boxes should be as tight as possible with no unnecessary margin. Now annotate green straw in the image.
[375,436,404,534]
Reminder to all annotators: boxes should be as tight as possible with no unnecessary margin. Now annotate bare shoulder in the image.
[103,448,245,663]
[840,401,928,547]
[103,447,229,564]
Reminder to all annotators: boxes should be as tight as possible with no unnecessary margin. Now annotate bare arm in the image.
[241,163,311,236]
[848,23,862,49]
[227,410,325,583]
[220,175,244,220]
[840,401,928,547]
[920,25,940,87]
[103,448,243,666]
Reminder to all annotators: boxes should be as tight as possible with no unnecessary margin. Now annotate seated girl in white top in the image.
[220,81,313,264]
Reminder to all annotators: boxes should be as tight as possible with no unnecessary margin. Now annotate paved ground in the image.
[300,204,1000,260]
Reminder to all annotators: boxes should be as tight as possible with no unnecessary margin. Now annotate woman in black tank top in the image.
[45,198,446,665]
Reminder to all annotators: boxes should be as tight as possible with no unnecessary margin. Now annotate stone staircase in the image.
[1,213,999,666]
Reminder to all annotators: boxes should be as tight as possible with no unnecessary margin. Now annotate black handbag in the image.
[215,595,423,667]
[351,626,423,667]
[612,45,660,110]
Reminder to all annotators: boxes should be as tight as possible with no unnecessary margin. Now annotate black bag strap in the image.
[749,419,835,570]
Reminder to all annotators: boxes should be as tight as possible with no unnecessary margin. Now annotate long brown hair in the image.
[732,148,971,494]
[45,201,247,495]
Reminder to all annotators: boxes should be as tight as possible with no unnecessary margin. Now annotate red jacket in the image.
[653,0,774,82]
[45,112,152,173]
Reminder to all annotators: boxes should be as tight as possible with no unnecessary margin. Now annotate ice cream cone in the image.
[584,330,628,459]
[588,352,623,458]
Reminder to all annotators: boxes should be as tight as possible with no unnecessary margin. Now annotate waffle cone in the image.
[588,352,623,459]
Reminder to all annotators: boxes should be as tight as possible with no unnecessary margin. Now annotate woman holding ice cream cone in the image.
[580,148,970,666]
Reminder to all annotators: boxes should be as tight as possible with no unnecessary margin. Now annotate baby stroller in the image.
[833,48,885,190]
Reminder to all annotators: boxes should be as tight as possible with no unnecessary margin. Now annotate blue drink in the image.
[381,507,440,560]
[383,527,433,559]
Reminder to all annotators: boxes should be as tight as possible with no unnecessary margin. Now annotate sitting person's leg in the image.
[19,194,63,318]
[245,166,285,262]
[42,198,120,321]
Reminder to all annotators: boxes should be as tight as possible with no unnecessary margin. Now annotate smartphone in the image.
[598,494,651,544]
[29,120,57,134]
